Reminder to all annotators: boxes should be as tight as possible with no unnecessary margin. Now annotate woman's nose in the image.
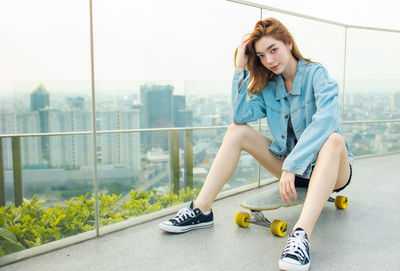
[266,54,274,65]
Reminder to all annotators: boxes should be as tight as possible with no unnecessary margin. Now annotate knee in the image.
[226,123,251,145]
[323,133,345,154]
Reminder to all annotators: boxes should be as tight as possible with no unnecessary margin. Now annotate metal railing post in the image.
[257,7,263,187]
[169,130,180,194]
[89,0,100,237]
[11,137,23,206]
[183,130,193,190]
[0,138,5,206]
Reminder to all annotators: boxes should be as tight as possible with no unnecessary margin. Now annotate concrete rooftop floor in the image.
[1,153,400,271]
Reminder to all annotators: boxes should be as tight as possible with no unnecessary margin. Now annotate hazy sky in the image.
[0,0,399,96]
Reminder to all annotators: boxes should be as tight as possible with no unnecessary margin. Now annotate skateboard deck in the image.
[241,182,308,211]
[235,181,348,237]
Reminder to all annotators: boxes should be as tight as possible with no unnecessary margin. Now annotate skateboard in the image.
[235,182,348,237]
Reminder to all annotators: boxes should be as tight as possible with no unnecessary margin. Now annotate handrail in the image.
[1,119,399,138]
[227,0,400,33]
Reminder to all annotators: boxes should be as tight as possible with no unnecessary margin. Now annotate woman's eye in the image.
[271,48,277,53]
[258,55,264,59]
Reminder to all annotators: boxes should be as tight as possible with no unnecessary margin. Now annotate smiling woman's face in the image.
[254,36,293,75]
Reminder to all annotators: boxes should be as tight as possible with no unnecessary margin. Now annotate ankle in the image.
[293,225,312,239]
[193,200,211,213]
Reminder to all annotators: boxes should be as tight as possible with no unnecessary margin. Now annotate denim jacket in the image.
[232,60,354,178]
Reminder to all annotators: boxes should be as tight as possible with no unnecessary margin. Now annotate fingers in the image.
[236,38,250,70]
[240,38,250,50]
[238,39,249,53]
[279,172,297,203]
[241,38,249,46]
[288,180,297,201]
[279,180,288,202]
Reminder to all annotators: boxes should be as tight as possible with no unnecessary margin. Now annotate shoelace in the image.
[283,232,310,262]
[173,207,196,223]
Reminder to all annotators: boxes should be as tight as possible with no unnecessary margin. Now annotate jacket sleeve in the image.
[231,70,266,124]
[282,66,341,175]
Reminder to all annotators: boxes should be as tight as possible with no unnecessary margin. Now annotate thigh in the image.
[231,124,284,179]
[333,140,351,191]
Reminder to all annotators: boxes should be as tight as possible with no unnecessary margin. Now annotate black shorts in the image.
[294,164,352,193]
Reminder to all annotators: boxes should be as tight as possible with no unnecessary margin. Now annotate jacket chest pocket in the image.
[265,101,283,113]
[291,100,316,129]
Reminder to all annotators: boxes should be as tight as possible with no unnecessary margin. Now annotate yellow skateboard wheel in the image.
[235,211,251,227]
[334,196,348,209]
[270,220,287,237]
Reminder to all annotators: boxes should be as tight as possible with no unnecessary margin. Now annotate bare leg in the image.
[293,133,351,238]
[194,123,284,212]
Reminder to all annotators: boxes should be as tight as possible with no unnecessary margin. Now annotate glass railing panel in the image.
[344,29,400,121]
[1,134,94,254]
[343,122,400,156]
[0,0,94,256]
[96,126,261,226]
[97,130,172,226]
[92,0,261,226]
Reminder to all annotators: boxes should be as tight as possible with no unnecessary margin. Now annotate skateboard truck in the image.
[235,210,288,237]
[235,191,348,237]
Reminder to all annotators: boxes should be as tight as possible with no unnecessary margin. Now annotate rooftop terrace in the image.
[1,153,399,271]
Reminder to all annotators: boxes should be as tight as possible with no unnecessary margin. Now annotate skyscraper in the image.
[30,84,50,159]
[30,84,49,112]
[173,95,186,127]
[140,84,173,150]
[48,110,92,168]
[97,110,140,172]
[391,92,400,109]
[15,113,42,167]
[0,112,15,170]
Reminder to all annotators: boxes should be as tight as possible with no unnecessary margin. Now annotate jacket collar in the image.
[275,59,306,100]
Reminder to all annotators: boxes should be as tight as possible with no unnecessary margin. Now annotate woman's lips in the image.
[270,64,279,71]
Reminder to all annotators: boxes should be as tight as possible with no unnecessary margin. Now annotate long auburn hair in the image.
[234,18,312,94]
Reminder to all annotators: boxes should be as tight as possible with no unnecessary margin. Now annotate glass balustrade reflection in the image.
[343,122,400,156]
[344,29,400,121]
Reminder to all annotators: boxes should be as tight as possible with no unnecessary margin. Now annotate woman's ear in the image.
[288,41,293,50]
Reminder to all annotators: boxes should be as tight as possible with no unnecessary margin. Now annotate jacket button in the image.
[281,135,285,139]
[285,115,288,119]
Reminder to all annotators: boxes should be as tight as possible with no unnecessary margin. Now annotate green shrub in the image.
[0,187,199,256]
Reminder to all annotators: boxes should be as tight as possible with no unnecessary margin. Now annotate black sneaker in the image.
[279,228,310,271]
[158,201,214,233]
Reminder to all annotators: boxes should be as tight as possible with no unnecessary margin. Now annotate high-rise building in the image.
[119,110,141,172]
[38,108,51,159]
[140,84,173,150]
[177,109,193,127]
[30,84,49,112]
[0,112,16,170]
[97,110,140,172]
[48,110,92,168]
[391,92,400,108]
[173,95,186,127]
[15,113,42,167]
[30,84,51,159]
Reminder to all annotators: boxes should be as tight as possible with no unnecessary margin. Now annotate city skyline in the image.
[0,79,399,205]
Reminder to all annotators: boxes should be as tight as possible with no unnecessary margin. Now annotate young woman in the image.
[159,18,354,271]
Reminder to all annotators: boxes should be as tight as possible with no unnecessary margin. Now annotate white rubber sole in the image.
[279,258,310,271]
[159,221,214,233]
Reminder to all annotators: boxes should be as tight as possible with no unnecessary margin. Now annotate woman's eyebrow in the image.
[256,43,276,54]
